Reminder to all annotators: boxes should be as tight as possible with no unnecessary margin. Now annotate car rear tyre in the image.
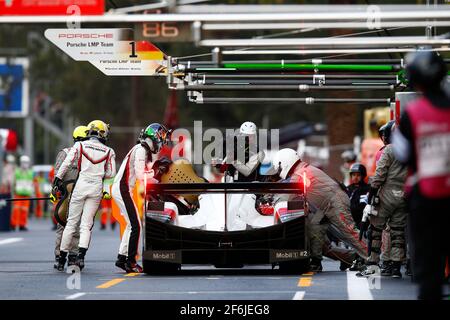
[143,260,180,275]
[279,259,310,275]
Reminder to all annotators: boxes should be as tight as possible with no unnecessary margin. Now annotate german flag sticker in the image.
[135,41,165,60]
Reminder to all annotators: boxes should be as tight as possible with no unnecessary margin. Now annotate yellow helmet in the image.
[72,125,88,142]
[87,120,110,140]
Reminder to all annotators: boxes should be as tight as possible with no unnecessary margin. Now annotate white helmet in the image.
[20,155,30,164]
[239,121,257,135]
[20,155,30,168]
[6,154,15,164]
[271,148,301,179]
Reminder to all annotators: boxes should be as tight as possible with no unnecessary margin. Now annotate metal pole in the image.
[24,112,34,163]
[223,170,228,232]
[220,47,450,56]
[2,196,52,202]
[197,79,397,85]
[2,9,450,23]
[44,102,50,164]
[186,58,433,65]
[187,63,400,72]
[201,21,450,30]
[184,84,395,91]
[191,74,398,79]
[195,97,391,104]
[199,36,450,48]
[212,47,222,68]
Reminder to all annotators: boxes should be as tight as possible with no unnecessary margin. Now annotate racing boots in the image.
[391,261,402,279]
[349,257,366,271]
[405,259,412,277]
[380,260,393,276]
[115,254,127,272]
[76,248,87,271]
[355,262,378,277]
[56,251,67,272]
[76,257,85,271]
[309,258,323,272]
[67,254,78,267]
[125,260,143,273]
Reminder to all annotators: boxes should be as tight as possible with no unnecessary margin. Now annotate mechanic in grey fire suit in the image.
[113,123,171,273]
[271,148,368,272]
[54,120,116,271]
[50,125,88,269]
[358,120,408,278]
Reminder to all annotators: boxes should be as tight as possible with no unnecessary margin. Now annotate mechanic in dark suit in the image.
[346,163,370,226]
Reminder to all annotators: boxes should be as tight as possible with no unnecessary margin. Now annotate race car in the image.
[142,160,310,275]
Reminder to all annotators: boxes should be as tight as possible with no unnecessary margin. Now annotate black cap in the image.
[349,163,367,180]
[379,120,395,144]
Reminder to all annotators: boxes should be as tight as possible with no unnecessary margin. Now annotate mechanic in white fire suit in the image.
[113,123,171,273]
[271,148,368,271]
[54,120,116,271]
[222,122,265,182]
[50,125,88,269]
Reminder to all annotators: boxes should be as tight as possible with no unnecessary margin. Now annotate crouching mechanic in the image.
[54,120,116,271]
[358,120,408,278]
[50,125,88,269]
[272,149,368,271]
[113,123,171,273]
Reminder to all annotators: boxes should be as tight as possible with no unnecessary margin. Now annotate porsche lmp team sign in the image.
[0,0,104,15]
[45,28,168,76]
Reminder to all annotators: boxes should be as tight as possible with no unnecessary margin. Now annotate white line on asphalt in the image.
[65,292,86,300]
[292,291,305,300]
[77,290,297,295]
[346,271,374,300]
[111,276,298,280]
[0,238,23,246]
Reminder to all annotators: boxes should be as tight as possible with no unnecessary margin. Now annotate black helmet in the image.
[379,120,396,145]
[349,163,367,180]
[405,50,447,90]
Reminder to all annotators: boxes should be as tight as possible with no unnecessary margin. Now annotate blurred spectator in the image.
[340,150,356,185]
[1,154,16,194]
[11,155,34,231]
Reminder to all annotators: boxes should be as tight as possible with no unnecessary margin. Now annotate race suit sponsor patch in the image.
[417,132,450,178]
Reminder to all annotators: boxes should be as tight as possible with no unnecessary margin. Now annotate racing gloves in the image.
[152,156,172,181]
[50,177,64,204]
[102,191,112,200]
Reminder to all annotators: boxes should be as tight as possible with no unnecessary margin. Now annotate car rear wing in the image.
[146,182,304,197]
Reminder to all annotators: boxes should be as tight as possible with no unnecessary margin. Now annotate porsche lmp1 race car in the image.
[142,160,310,275]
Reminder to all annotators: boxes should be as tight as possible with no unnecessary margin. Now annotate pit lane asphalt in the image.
[0,218,421,300]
